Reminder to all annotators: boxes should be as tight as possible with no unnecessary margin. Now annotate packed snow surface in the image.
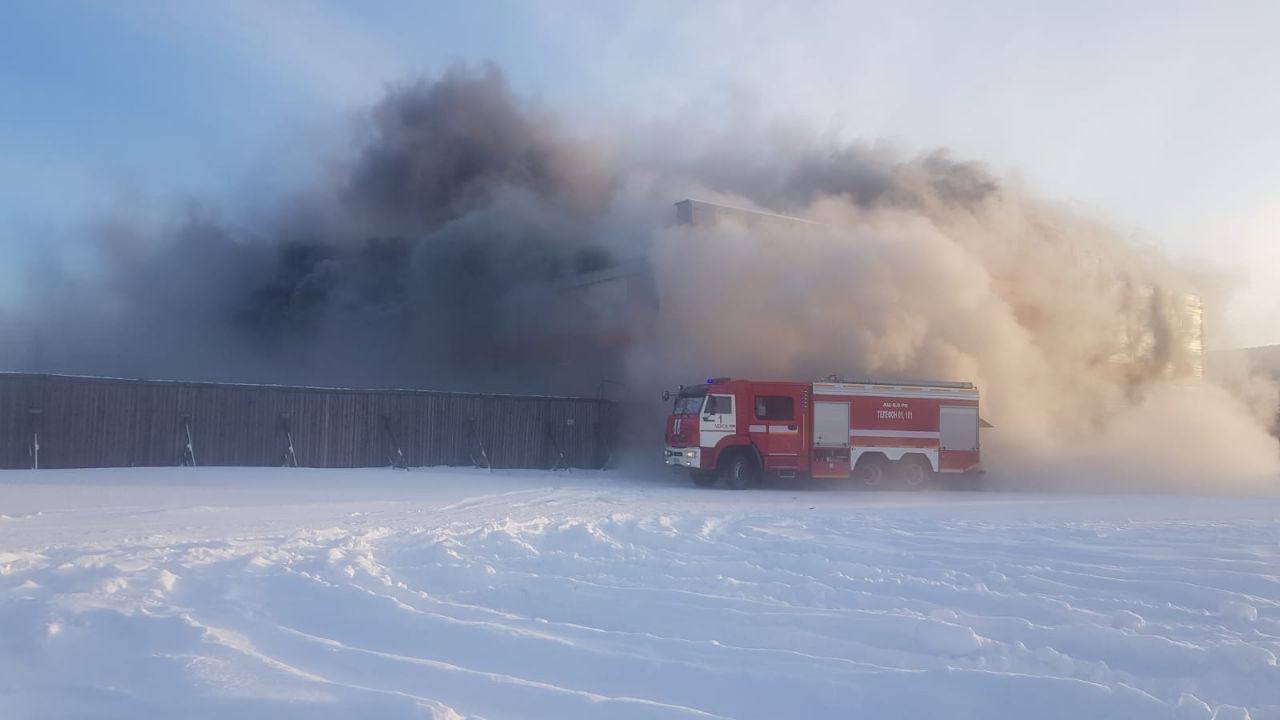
[0,467,1276,719]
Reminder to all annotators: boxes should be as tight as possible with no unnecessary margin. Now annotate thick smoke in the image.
[637,150,1278,491]
[8,65,1278,491]
[15,65,625,394]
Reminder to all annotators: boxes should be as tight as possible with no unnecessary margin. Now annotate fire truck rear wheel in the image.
[722,454,758,490]
[857,455,889,489]
[690,470,717,487]
[895,455,934,491]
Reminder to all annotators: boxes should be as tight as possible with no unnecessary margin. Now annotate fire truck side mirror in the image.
[661,390,671,402]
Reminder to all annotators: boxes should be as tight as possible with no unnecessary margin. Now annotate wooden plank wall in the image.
[0,374,617,470]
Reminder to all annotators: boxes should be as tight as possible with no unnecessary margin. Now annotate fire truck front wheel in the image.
[721,453,759,490]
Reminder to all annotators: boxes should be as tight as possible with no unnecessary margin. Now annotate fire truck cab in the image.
[664,377,983,489]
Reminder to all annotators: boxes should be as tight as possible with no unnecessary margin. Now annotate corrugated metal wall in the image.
[0,374,616,470]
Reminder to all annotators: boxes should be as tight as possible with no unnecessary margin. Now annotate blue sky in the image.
[2,0,1277,343]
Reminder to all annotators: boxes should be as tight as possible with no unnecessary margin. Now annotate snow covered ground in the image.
[0,467,1276,719]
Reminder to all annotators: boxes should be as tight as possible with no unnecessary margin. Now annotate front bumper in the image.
[664,446,701,468]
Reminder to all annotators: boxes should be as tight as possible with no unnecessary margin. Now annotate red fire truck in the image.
[663,377,984,489]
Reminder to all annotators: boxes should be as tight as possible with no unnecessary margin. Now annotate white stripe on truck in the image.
[850,429,940,438]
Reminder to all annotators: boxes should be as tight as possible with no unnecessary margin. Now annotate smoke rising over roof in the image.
[6,64,1277,490]
[16,66,624,392]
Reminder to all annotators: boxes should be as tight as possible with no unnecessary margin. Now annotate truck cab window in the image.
[704,395,733,415]
[673,396,704,414]
[754,395,794,420]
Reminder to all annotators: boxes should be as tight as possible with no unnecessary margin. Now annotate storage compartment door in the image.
[813,401,850,448]
[939,406,978,451]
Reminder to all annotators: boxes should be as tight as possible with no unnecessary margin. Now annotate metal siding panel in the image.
[0,377,25,468]
[0,376,44,469]
[0,374,617,471]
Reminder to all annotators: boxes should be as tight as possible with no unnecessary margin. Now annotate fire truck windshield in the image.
[672,396,704,414]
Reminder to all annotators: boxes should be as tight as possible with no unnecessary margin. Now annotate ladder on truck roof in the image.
[819,375,975,390]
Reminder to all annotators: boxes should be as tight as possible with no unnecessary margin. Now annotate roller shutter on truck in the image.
[939,406,979,452]
[813,402,850,448]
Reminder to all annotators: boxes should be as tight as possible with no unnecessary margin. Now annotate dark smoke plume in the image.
[14,65,624,394]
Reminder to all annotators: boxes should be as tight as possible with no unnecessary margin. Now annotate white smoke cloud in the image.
[628,158,1279,493]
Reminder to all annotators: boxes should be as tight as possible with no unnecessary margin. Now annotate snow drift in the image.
[0,467,1277,718]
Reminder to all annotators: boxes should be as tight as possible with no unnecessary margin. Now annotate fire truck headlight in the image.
[686,451,696,457]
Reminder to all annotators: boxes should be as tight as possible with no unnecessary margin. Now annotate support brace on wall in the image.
[467,419,491,471]
[381,414,406,469]
[546,420,567,471]
[27,408,42,470]
[179,415,197,467]
[279,413,298,468]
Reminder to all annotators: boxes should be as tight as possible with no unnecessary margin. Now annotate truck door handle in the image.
[788,424,797,430]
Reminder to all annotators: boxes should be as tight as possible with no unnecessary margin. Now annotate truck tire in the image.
[722,454,757,490]
[690,469,717,487]
[857,455,889,489]
[894,455,933,491]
